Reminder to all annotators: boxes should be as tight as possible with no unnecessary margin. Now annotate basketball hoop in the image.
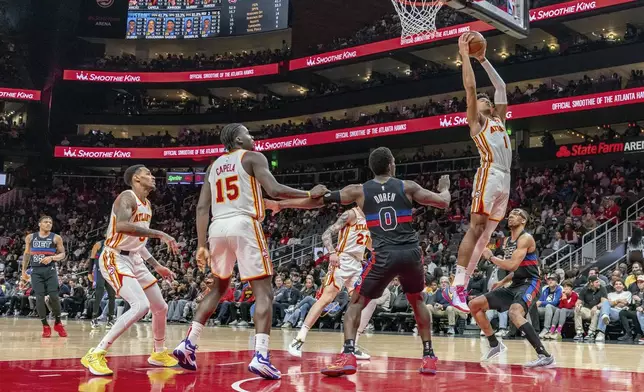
[390,0,445,42]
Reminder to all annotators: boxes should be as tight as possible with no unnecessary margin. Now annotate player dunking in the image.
[21,216,68,338]
[445,32,512,313]
[271,205,374,359]
[470,209,555,367]
[172,123,327,379]
[81,165,179,376]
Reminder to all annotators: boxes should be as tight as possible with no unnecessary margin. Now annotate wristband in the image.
[307,191,311,198]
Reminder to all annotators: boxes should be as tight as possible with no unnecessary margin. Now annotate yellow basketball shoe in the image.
[81,348,113,376]
[148,349,179,367]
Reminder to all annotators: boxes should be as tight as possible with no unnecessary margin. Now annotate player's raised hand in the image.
[437,174,450,193]
[160,233,179,255]
[196,246,210,273]
[482,248,494,261]
[458,32,472,56]
[309,184,329,198]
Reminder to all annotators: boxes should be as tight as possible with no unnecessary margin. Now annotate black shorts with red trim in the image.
[484,278,541,313]
[356,244,422,299]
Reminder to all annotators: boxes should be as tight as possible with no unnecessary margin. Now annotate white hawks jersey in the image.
[209,149,265,222]
[105,189,152,252]
[336,207,370,260]
[472,116,512,173]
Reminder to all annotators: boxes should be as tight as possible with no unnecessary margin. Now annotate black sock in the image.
[422,340,435,357]
[487,334,499,348]
[41,318,49,326]
[518,322,550,357]
[55,316,61,324]
[343,339,355,354]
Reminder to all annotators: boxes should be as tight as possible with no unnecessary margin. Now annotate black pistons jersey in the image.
[503,230,540,285]
[29,232,57,268]
[362,177,418,250]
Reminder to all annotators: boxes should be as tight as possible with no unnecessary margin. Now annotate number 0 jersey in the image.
[105,189,152,252]
[209,149,265,222]
[336,207,369,260]
[362,178,418,250]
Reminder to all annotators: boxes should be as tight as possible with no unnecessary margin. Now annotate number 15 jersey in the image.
[363,178,418,250]
[208,149,265,223]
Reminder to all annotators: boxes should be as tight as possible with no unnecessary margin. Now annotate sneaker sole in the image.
[321,365,356,377]
[481,344,507,362]
[355,355,371,361]
[148,358,179,367]
[172,349,197,371]
[524,358,556,368]
[441,290,470,313]
[419,368,437,375]
[81,357,113,376]
[288,349,302,358]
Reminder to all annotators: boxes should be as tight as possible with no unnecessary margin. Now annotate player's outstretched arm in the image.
[246,151,327,199]
[484,235,534,272]
[139,247,175,282]
[475,49,507,123]
[404,175,451,209]
[459,33,483,136]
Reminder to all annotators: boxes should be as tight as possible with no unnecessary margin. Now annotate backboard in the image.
[447,0,529,38]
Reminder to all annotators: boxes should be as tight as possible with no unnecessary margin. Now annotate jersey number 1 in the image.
[215,176,240,203]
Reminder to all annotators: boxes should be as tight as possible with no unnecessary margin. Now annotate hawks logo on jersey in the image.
[472,116,512,173]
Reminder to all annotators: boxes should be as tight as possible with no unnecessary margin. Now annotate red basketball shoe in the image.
[54,322,68,337]
[419,355,438,375]
[42,325,51,338]
[321,353,357,377]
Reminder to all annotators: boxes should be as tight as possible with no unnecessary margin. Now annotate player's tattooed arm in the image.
[51,235,66,262]
[114,191,179,254]
[114,191,164,239]
[322,209,356,254]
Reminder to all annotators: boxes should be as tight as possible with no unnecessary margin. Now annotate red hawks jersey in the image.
[472,116,512,173]
[105,190,152,252]
[336,207,370,260]
[209,149,265,222]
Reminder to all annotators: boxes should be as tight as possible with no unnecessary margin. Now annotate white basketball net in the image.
[390,0,445,42]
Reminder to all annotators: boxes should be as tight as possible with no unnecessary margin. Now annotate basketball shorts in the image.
[323,253,363,292]
[30,265,59,296]
[471,165,511,221]
[99,247,157,294]
[484,278,541,313]
[208,216,273,281]
[357,245,422,299]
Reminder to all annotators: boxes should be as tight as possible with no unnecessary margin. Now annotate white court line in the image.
[217,361,246,366]
[38,374,62,378]
[231,369,538,392]
[29,369,85,372]
[133,361,245,372]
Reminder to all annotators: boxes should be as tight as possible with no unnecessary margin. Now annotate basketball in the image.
[468,31,486,57]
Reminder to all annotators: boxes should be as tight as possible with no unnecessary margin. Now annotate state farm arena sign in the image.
[555,139,644,158]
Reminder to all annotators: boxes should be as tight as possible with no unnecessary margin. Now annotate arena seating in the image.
[1,154,642,342]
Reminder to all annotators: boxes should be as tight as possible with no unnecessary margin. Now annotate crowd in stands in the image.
[0,115,27,149]
[66,67,642,148]
[1,154,643,342]
[79,47,290,72]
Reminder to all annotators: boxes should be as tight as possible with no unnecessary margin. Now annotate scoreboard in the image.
[126,0,288,39]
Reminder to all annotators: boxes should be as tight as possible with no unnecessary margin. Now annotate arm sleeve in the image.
[480,60,507,105]
[138,246,152,261]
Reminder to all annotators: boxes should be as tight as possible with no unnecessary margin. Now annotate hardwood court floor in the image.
[0,318,642,391]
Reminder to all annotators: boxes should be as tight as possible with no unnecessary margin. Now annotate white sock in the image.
[355,332,361,345]
[145,284,168,353]
[187,321,204,344]
[255,333,270,357]
[454,265,466,287]
[296,324,310,342]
